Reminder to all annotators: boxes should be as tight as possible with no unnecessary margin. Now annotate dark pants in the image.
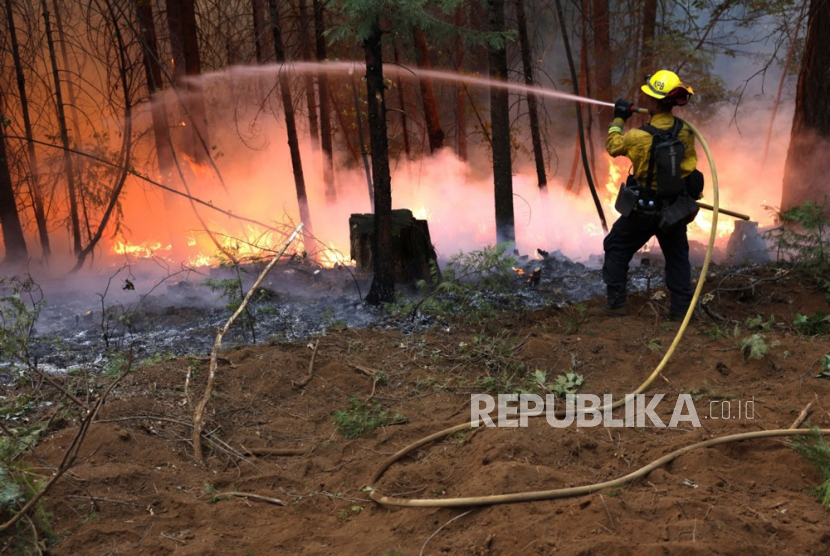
[602,212,694,315]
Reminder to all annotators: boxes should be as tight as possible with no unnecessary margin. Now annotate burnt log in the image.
[349,209,438,283]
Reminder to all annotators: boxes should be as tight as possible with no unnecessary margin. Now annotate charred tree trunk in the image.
[269,0,314,239]
[166,0,210,164]
[5,0,49,258]
[54,0,93,245]
[329,93,360,166]
[782,0,830,216]
[393,40,412,160]
[516,0,546,189]
[413,28,445,154]
[592,0,613,129]
[454,7,467,161]
[298,0,319,147]
[73,0,133,271]
[554,0,607,231]
[42,0,81,253]
[313,0,335,202]
[488,0,515,244]
[363,20,395,305]
[580,0,596,180]
[637,0,657,106]
[136,0,188,259]
[252,0,267,64]
[0,116,28,263]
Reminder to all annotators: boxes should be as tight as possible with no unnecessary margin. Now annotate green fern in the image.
[792,429,830,508]
[333,398,405,439]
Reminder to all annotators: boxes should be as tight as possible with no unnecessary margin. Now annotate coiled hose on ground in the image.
[366,120,829,508]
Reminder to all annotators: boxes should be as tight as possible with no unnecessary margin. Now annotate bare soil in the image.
[13,267,830,555]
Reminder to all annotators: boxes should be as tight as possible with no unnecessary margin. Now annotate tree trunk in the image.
[554,0,607,231]
[592,0,613,129]
[5,0,49,258]
[393,40,412,160]
[313,0,336,202]
[166,0,210,164]
[268,0,314,240]
[73,0,133,271]
[488,0,515,244]
[454,7,467,161]
[781,0,830,216]
[363,20,395,305]
[298,0,319,147]
[136,0,188,259]
[329,92,360,166]
[413,28,445,154]
[516,0,546,189]
[0,115,28,263]
[251,0,267,64]
[42,0,81,253]
[637,0,657,106]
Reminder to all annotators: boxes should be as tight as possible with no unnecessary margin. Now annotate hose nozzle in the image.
[633,106,650,115]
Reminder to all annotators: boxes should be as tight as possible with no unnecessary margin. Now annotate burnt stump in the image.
[349,209,439,283]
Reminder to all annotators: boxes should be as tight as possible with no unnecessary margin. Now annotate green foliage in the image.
[765,199,829,273]
[102,351,130,377]
[816,355,830,379]
[333,398,405,439]
[698,324,729,340]
[0,422,55,550]
[202,263,261,342]
[738,334,769,362]
[793,312,830,336]
[337,504,364,520]
[563,304,588,334]
[792,429,830,508]
[528,370,584,397]
[549,372,584,398]
[332,0,510,48]
[140,351,176,368]
[0,275,43,369]
[398,243,518,321]
[745,314,775,332]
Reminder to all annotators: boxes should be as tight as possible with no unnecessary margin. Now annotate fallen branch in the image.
[242,448,307,457]
[293,339,319,388]
[213,491,285,506]
[192,223,304,463]
[349,363,378,378]
[789,396,817,429]
[30,366,89,410]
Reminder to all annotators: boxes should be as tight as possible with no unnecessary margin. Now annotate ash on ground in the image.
[3,246,710,377]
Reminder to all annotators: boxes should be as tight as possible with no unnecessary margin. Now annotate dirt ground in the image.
[11,266,830,555]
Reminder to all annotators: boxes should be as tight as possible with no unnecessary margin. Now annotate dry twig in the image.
[192,223,303,462]
[213,492,285,506]
[293,339,319,388]
[789,396,817,429]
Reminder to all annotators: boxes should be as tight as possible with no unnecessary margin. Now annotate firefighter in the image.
[597,70,703,320]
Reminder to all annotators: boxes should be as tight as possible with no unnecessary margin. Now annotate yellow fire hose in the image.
[366,121,828,508]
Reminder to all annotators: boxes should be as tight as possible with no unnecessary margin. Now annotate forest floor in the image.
[7,265,830,555]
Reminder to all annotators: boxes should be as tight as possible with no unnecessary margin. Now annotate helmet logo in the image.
[654,80,665,90]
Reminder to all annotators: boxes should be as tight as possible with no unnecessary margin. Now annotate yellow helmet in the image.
[642,70,694,105]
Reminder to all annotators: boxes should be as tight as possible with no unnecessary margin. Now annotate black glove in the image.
[685,169,704,200]
[614,98,634,121]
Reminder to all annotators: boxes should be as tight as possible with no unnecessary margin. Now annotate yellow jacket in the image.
[606,111,697,191]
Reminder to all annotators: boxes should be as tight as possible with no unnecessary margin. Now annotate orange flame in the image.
[111,238,170,259]
[181,153,212,179]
